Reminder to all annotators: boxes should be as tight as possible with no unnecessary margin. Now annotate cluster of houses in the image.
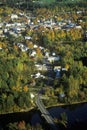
[15,40,67,80]
[0,9,84,38]
[0,9,84,80]
[15,41,63,76]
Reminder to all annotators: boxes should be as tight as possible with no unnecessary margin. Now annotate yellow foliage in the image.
[57,16,63,21]
[0,45,2,48]
[12,86,22,92]
[26,41,33,49]
[36,48,43,58]
[68,90,77,98]
[0,8,3,14]
[12,86,16,91]
[65,64,69,70]
[16,86,22,92]
[0,42,4,47]
[66,51,72,57]
[23,85,28,92]
[70,29,82,40]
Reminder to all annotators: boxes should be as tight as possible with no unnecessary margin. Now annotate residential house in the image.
[44,51,50,57]
[0,23,3,28]
[75,25,82,29]
[25,36,32,40]
[54,66,61,72]
[0,29,3,35]
[54,66,61,78]
[47,56,60,63]
[30,50,36,57]
[17,43,29,52]
[21,46,29,52]
[31,72,45,79]
[35,64,47,71]
[11,14,18,20]
[62,68,68,71]
[0,47,2,50]
[33,44,38,48]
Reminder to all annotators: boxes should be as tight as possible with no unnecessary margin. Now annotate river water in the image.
[30,103,87,129]
[48,103,87,129]
[0,103,87,130]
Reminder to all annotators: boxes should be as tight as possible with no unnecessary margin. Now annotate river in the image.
[0,103,87,130]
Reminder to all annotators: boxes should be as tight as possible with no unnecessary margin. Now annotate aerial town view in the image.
[0,0,87,130]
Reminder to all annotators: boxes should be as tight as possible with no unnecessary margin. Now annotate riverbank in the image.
[0,99,87,115]
[0,101,87,130]
[0,106,35,115]
[46,100,87,109]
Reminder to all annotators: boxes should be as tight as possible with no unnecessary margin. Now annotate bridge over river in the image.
[35,94,59,130]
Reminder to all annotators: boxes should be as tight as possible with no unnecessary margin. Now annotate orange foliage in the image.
[26,41,33,49]
[14,45,19,50]
[18,121,26,130]
[23,85,28,92]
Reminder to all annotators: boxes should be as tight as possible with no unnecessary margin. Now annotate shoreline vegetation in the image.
[47,100,87,109]
[0,100,87,130]
[0,100,87,115]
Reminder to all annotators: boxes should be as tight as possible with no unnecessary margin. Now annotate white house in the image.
[25,36,32,40]
[52,52,56,56]
[54,66,61,72]
[35,64,47,71]
[17,43,28,52]
[3,29,8,33]
[48,56,60,63]
[21,46,29,52]
[33,44,38,48]
[30,93,35,99]
[45,51,50,57]
[11,14,18,20]
[31,72,45,79]
[15,23,21,26]
[0,47,2,50]
[6,23,11,27]
[0,29,3,35]
[75,25,82,29]
[62,68,68,71]
[35,72,45,79]
[30,50,36,57]
[39,46,44,50]
[0,23,3,28]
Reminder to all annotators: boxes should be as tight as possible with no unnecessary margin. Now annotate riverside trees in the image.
[0,55,35,113]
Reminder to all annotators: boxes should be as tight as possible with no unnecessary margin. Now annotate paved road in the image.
[36,94,58,130]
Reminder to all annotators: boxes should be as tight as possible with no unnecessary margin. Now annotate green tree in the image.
[6,94,14,110]
[18,96,24,108]
[67,75,79,100]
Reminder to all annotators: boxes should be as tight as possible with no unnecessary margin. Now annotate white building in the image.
[48,56,60,63]
[11,14,18,20]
